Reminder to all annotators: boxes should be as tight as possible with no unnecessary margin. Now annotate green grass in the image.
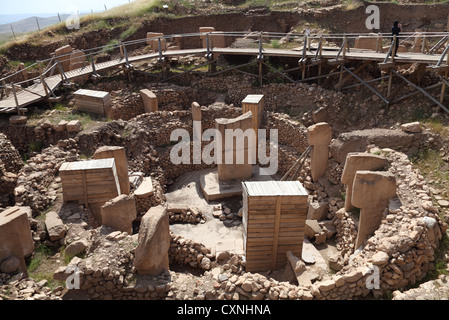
[7,60,35,68]
[0,0,165,53]
[27,243,70,292]
[408,106,430,122]
[27,243,52,274]
[120,23,140,39]
[342,0,364,10]
[269,39,280,49]
[421,118,449,138]
[239,0,270,8]
[91,19,113,31]
[103,39,121,53]
[54,103,69,112]
[29,140,44,153]
[413,148,449,199]
[82,0,164,20]
[121,128,133,138]
[66,112,93,127]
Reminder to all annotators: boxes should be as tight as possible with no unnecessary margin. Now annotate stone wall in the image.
[0,120,72,155]
[0,133,23,206]
[305,148,445,299]
[13,139,79,215]
[62,228,214,300]
[84,83,199,121]
[0,133,23,174]
[134,179,165,218]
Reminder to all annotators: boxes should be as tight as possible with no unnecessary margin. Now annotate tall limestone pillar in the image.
[307,122,332,182]
[351,171,397,250]
[341,152,389,211]
[192,101,202,142]
[216,112,255,181]
[134,206,170,275]
[93,146,130,195]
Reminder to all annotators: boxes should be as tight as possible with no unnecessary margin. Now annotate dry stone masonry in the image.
[1,54,449,302]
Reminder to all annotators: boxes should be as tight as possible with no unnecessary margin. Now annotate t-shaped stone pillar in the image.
[351,171,397,250]
[134,205,170,275]
[216,112,255,181]
[0,206,34,276]
[307,122,332,182]
[192,101,202,142]
[341,152,389,211]
[93,146,130,195]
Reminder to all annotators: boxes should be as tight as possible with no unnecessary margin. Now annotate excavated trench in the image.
[1,2,449,300]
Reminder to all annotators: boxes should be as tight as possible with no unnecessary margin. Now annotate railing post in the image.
[318,36,323,83]
[158,37,163,62]
[19,63,28,85]
[90,54,97,76]
[376,33,381,53]
[422,35,428,54]
[437,43,449,67]
[300,36,307,80]
[120,43,124,59]
[1,80,6,99]
[11,83,20,115]
[57,61,69,85]
[38,61,49,96]
[124,45,129,67]
[158,37,167,77]
[206,33,210,59]
[392,35,397,59]
[440,70,448,104]
[319,36,323,59]
[258,32,263,60]
[258,32,264,87]
[343,35,347,59]
[301,35,307,61]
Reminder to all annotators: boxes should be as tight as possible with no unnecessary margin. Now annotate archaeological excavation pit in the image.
[1,2,449,302]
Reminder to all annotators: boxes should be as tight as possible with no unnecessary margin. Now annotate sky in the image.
[1,0,133,15]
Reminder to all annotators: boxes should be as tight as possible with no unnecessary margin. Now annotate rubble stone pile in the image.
[13,139,79,214]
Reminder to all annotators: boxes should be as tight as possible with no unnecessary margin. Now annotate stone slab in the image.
[134,176,154,198]
[199,166,273,201]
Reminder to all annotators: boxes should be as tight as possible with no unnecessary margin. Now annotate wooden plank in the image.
[81,170,88,206]
[247,223,304,230]
[247,208,307,216]
[248,231,303,238]
[247,200,308,209]
[248,216,306,223]
[271,196,281,270]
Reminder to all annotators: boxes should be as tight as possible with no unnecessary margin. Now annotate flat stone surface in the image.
[166,168,246,256]
[301,239,329,279]
[134,177,154,197]
[9,115,27,124]
[199,166,273,201]
[437,200,449,207]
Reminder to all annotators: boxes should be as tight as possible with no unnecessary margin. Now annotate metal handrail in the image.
[2,31,449,86]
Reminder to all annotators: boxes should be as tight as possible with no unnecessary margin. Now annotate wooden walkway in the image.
[1,33,448,114]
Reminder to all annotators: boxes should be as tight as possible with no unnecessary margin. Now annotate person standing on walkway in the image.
[391,20,402,57]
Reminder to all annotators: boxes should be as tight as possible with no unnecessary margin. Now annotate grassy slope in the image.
[0,0,357,53]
